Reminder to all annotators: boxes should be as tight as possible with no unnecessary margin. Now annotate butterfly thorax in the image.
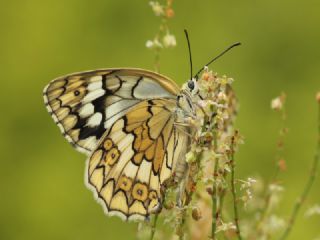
[176,90,197,119]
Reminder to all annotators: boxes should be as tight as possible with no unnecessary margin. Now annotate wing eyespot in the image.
[104,147,120,166]
[103,138,113,150]
[118,176,133,192]
[132,183,148,201]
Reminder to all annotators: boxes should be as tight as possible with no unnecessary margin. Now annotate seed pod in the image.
[192,207,202,221]
[166,8,174,18]
[206,187,213,195]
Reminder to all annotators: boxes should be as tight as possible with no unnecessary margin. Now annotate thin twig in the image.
[230,132,242,240]
[279,102,320,240]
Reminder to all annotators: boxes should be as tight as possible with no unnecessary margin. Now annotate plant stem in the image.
[216,187,226,239]
[154,48,160,73]
[211,132,219,239]
[216,175,227,225]
[150,214,159,240]
[256,103,287,236]
[179,209,186,240]
[230,133,242,240]
[211,161,219,239]
[279,102,320,240]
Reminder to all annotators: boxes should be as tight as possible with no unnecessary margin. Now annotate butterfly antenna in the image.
[194,42,241,79]
[184,29,193,80]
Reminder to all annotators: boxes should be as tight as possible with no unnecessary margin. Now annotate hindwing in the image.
[43,68,179,154]
[86,99,189,220]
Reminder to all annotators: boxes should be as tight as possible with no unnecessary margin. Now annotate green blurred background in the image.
[1,0,319,239]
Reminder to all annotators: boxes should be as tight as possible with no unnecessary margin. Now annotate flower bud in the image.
[271,93,286,111]
[149,1,164,16]
[202,72,210,81]
[163,201,174,210]
[163,33,176,48]
[271,97,283,111]
[206,187,213,195]
[278,159,287,171]
[166,8,174,18]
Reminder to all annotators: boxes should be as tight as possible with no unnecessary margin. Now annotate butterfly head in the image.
[176,78,201,118]
[182,29,240,104]
[185,78,199,96]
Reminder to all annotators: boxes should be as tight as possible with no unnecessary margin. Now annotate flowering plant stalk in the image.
[146,0,176,73]
[140,67,242,240]
[139,2,320,240]
[278,95,320,240]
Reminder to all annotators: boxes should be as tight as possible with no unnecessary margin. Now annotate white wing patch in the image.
[86,112,103,128]
[43,68,179,154]
[79,103,94,118]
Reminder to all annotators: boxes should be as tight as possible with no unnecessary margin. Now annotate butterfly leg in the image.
[174,122,195,140]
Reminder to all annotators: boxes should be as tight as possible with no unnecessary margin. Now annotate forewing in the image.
[86,99,189,221]
[43,68,179,155]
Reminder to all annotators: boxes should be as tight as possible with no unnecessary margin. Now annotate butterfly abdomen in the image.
[174,155,188,183]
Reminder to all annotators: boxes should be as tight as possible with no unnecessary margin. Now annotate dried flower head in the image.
[271,97,283,111]
[278,158,287,171]
[149,1,164,16]
[215,221,237,233]
[192,207,202,221]
[201,67,216,81]
[305,204,320,217]
[145,40,154,49]
[146,0,176,71]
[166,8,174,18]
[163,33,176,48]
[271,93,286,111]
[145,39,163,49]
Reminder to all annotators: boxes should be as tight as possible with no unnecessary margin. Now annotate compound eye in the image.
[187,80,194,90]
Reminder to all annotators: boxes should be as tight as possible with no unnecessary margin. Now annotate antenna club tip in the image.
[234,42,241,46]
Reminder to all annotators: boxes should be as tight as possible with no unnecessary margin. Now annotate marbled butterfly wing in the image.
[87,99,189,220]
[43,68,179,155]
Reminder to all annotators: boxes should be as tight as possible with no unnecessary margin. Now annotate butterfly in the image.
[43,32,240,221]
[43,68,200,221]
